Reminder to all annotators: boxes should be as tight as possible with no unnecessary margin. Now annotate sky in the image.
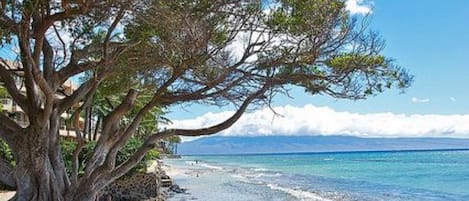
[1,1,468,140]
[167,0,469,140]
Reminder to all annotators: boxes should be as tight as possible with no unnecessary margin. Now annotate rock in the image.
[169,184,186,194]
[99,173,160,201]
[161,178,172,187]
[160,174,170,180]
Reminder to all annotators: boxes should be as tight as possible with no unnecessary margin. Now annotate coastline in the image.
[163,151,469,201]
[162,158,336,201]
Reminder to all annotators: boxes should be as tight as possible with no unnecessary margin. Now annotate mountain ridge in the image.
[177,135,469,155]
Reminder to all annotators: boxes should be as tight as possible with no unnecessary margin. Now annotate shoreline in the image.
[162,158,336,201]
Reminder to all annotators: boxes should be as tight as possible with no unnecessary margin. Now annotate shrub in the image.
[0,139,14,165]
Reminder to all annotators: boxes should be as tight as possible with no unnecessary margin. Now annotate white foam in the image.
[199,163,224,170]
[184,160,196,165]
[254,173,283,178]
[231,174,251,183]
[266,183,333,201]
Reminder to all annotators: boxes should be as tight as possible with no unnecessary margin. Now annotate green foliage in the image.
[60,138,78,175]
[0,86,7,98]
[267,0,346,35]
[165,135,181,144]
[1,86,9,111]
[328,54,386,70]
[0,139,14,166]
[146,149,160,160]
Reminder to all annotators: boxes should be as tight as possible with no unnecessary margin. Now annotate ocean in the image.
[165,150,469,201]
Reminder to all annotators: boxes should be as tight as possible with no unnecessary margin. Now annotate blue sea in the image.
[165,150,469,201]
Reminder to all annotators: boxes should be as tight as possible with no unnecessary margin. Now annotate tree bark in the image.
[0,158,15,188]
[12,126,68,201]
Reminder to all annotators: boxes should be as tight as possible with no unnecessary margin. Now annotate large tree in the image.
[0,0,412,200]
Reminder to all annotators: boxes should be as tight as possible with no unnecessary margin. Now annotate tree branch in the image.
[57,61,102,84]
[0,62,28,111]
[103,8,125,61]
[0,13,18,33]
[105,86,269,181]
[57,78,100,114]
[82,89,139,178]
[18,20,41,111]
[42,37,56,85]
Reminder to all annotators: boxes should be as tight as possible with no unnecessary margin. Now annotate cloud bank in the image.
[345,0,372,15]
[171,104,469,139]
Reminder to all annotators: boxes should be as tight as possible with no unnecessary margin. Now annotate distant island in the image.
[178,136,469,155]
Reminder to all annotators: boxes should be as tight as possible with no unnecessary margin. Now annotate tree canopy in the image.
[0,0,412,200]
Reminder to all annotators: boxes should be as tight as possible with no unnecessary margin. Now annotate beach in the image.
[163,160,311,201]
[163,159,351,201]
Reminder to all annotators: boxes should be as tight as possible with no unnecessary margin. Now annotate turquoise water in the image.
[166,150,469,201]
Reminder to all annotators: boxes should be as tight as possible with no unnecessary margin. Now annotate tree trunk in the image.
[0,158,16,189]
[12,127,66,201]
[11,125,109,201]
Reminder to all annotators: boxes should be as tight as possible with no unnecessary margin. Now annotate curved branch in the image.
[0,63,28,111]
[57,61,102,84]
[105,86,269,181]
[103,8,125,60]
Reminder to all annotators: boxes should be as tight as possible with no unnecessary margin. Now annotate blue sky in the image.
[168,0,469,139]
[169,0,469,120]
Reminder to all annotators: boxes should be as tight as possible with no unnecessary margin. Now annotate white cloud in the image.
[450,97,457,102]
[345,0,373,15]
[411,97,430,103]
[170,104,469,140]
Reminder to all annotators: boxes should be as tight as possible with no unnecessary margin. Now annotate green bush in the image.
[0,139,14,165]
[0,139,14,190]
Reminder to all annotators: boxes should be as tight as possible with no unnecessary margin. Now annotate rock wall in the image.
[99,173,164,201]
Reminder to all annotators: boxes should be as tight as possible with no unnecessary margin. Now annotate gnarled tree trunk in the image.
[12,126,69,201]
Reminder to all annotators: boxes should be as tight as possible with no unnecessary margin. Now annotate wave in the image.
[266,183,333,201]
[253,172,283,178]
[199,163,224,170]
